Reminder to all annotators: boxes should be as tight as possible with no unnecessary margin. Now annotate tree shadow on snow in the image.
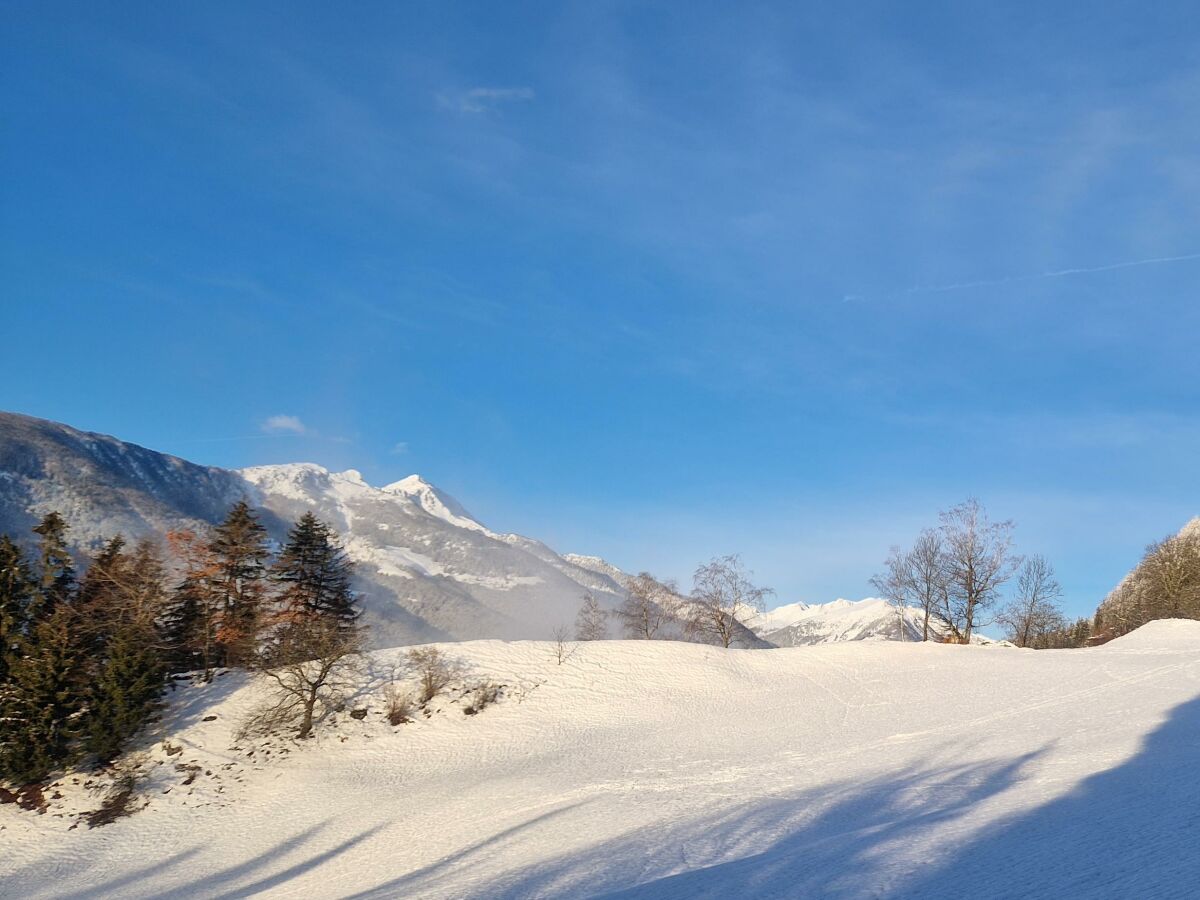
[478,696,1200,898]
[896,693,1200,899]
[480,745,1047,900]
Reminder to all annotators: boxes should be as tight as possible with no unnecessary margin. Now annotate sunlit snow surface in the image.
[3,620,1199,898]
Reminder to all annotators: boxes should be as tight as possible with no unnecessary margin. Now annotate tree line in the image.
[1093,522,1200,640]
[572,554,774,648]
[0,502,361,786]
[870,498,1072,647]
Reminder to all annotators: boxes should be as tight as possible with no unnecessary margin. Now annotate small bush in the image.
[464,681,502,716]
[407,647,461,705]
[383,684,414,725]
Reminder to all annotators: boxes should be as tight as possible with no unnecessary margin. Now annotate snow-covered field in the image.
[3,622,1199,898]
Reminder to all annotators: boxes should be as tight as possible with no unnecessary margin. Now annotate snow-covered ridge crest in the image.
[382,473,494,536]
[755,596,988,646]
[236,461,627,646]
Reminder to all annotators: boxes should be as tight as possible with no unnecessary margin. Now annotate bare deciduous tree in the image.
[575,593,609,641]
[908,529,949,641]
[243,617,364,740]
[614,572,682,639]
[938,499,1021,641]
[996,555,1065,647]
[551,625,576,664]
[871,546,914,641]
[687,555,773,648]
[1141,532,1200,620]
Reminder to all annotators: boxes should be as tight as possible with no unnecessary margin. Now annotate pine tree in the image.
[75,536,128,655]
[29,512,75,624]
[162,529,221,679]
[272,513,358,631]
[207,501,270,666]
[86,619,165,763]
[0,606,88,785]
[0,536,36,683]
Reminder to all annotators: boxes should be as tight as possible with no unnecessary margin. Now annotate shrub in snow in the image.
[383,684,414,726]
[407,647,462,705]
[463,681,502,716]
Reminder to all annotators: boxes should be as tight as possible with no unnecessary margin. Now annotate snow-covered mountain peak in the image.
[752,600,812,634]
[382,474,489,534]
[760,597,929,646]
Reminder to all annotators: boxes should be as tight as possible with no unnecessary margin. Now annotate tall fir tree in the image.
[29,512,75,624]
[75,535,128,654]
[0,536,36,683]
[0,605,88,785]
[272,512,358,632]
[207,501,270,666]
[81,537,169,762]
[86,619,165,763]
[162,529,221,679]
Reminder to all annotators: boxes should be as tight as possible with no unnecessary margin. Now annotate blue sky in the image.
[3,2,1199,617]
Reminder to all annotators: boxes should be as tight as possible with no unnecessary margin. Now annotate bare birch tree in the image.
[871,546,914,641]
[575,593,609,641]
[687,555,773,648]
[996,555,1065,647]
[613,572,682,639]
[938,499,1021,641]
[909,529,950,641]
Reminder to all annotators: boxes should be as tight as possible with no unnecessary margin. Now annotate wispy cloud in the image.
[438,86,535,114]
[261,414,308,435]
[846,251,1200,302]
[390,441,409,455]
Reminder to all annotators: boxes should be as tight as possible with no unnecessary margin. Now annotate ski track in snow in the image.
[2,621,1199,899]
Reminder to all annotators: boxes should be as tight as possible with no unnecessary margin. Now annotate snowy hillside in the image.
[756,597,965,646]
[239,464,629,647]
[0,412,636,648]
[4,621,1198,898]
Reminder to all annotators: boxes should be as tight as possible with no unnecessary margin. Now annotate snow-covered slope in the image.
[757,597,961,646]
[5,621,1199,898]
[0,412,631,648]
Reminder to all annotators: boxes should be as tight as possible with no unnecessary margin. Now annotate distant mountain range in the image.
[1,410,964,650]
[752,597,1001,646]
[0,411,627,647]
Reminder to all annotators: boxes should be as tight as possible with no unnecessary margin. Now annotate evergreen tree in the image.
[29,512,75,624]
[272,513,358,631]
[207,501,270,666]
[0,606,88,784]
[86,619,165,763]
[162,530,221,679]
[75,536,128,655]
[0,536,36,682]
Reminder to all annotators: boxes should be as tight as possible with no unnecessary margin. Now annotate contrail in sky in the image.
[845,251,1200,302]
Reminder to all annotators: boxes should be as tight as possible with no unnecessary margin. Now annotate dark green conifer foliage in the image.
[0,536,36,682]
[0,607,88,784]
[86,621,165,763]
[75,536,128,654]
[29,512,75,624]
[207,501,270,666]
[273,512,358,631]
[83,539,169,762]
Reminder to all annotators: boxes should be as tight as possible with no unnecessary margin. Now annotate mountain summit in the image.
[0,411,626,647]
